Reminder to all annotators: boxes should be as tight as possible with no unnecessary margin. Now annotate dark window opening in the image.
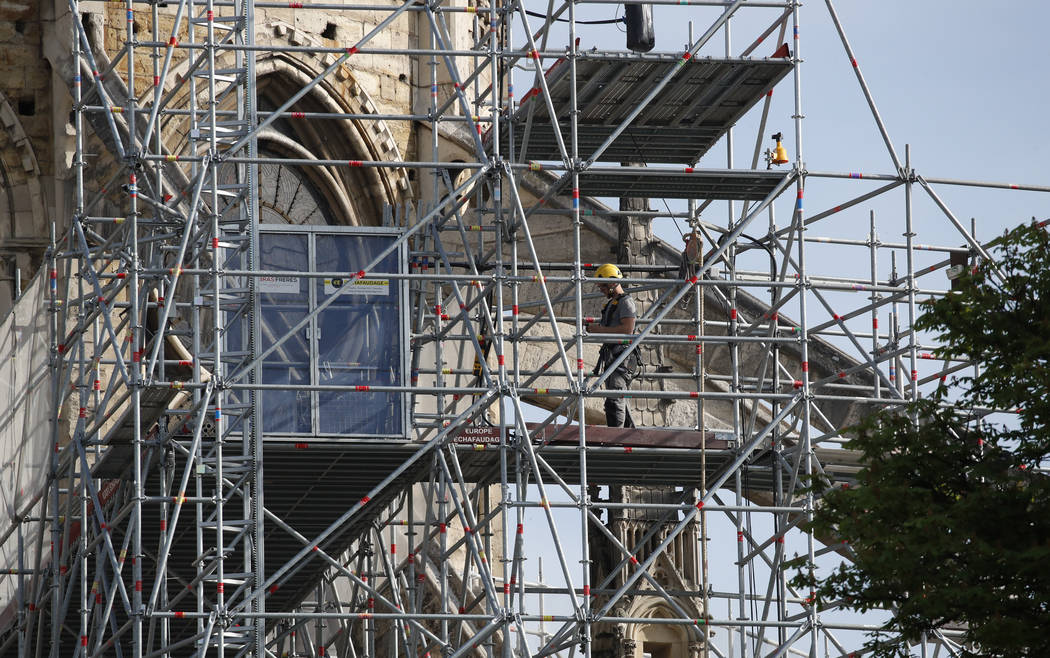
[642,642,673,658]
[321,22,337,40]
[14,21,25,34]
[18,98,35,116]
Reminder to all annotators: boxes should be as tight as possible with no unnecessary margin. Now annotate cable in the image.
[620,125,690,243]
[523,9,624,25]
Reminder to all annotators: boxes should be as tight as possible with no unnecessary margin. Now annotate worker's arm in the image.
[587,316,635,334]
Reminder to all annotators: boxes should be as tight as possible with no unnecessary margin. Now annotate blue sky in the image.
[804,0,1047,183]
[796,1,1048,242]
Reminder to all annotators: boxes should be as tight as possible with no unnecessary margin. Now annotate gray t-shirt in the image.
[599,293,637,370]
[600,294,637,332]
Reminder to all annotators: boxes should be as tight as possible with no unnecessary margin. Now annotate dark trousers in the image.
[604,368,636,428]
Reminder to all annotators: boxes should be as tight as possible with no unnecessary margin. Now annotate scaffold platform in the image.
[97,425,771,620]
[501,54,793,164]
[37,422,860,650]
[576,167,789,200]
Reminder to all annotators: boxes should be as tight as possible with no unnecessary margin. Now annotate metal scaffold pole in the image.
[0,1,1047,657]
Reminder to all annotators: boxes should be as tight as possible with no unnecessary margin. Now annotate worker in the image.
[587,263,639,428]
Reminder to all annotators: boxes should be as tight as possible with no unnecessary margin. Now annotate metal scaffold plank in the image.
[577,167,790,200]
[497,54,792,164]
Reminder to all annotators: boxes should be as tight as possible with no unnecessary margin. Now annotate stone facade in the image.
[0,0,67,316]
[590,485,706,658]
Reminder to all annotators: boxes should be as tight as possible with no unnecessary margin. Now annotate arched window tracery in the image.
[254,69,390,227]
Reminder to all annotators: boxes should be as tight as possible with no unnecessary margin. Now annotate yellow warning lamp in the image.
[771,132,790,165]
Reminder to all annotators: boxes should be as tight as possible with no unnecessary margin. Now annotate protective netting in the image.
[0,268,52,628]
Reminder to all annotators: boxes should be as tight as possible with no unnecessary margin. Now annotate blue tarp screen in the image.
[257,230,404,437]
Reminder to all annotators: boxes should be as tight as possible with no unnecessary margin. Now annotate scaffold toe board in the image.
[500,54,793,164]
[576,167,790,200]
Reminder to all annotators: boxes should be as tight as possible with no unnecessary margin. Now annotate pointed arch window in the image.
[258,153,335,226]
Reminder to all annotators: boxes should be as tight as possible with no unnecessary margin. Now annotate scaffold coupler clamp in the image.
[576,625,590,648]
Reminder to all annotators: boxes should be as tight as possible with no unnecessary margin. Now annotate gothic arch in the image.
[624,600,697,658]
[254,127,348,225]
[162,33,410,226]
[254,55,387,225]
[0,91,47,236]
[0,90,48,311]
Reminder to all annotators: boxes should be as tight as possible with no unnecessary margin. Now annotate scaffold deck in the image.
[501,54,793,164]
[577,167,789,200]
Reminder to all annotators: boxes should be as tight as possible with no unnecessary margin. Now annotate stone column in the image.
[617,177,667,427]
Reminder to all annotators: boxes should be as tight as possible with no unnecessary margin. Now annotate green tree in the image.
[791,221,1050,657]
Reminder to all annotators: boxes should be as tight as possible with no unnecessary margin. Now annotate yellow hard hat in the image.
[594,263,623,279]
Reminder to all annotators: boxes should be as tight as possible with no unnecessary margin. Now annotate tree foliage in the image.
[791,222,1050,657]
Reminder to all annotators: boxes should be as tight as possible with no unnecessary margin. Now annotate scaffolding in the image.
[1,0,1048,656]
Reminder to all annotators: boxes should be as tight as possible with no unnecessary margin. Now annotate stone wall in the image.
[0,0,61,316]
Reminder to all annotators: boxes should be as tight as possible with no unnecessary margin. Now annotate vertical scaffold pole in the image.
[566,0,592,655]
[904,144,919,409]
[788,1,819,656]
[124,0,145,647]
[243,0,266,647]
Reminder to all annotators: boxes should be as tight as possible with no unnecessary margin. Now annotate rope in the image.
[523,9,625,25]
